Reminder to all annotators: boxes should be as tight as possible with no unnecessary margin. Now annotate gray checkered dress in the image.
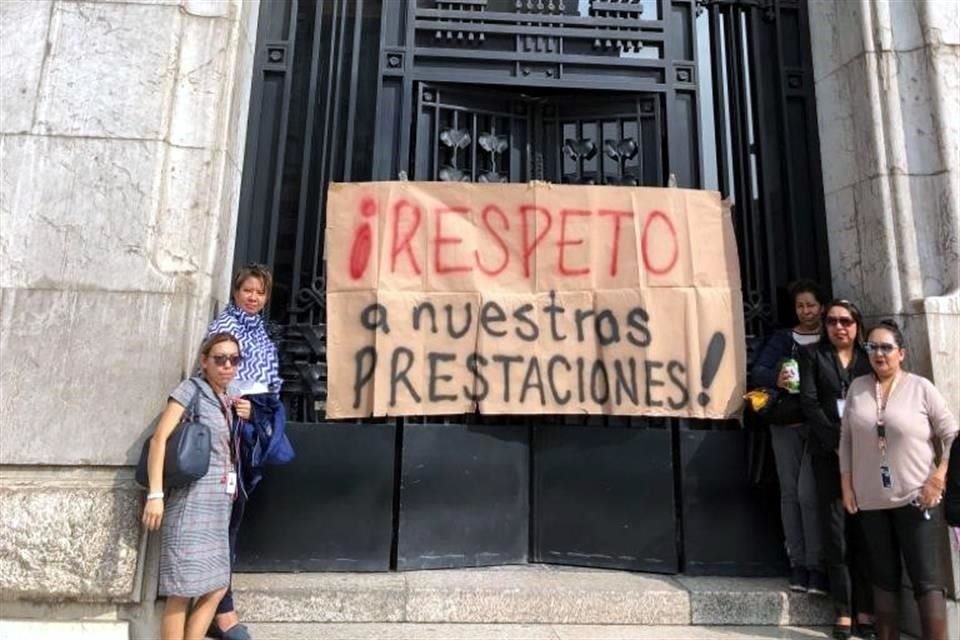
[158,377,235,598]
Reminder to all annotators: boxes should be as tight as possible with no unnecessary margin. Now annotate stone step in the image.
[232,566,833,627]
[0,620,128,640]
[243,623,834,639]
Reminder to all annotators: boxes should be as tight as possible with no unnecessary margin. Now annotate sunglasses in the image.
[826,316,855,327]
[865,342,898,355]
[210,354,243,367]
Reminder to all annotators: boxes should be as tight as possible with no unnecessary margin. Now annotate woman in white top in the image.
[750,280,826,594]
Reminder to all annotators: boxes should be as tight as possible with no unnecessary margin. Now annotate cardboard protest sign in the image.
[324,181,745,420]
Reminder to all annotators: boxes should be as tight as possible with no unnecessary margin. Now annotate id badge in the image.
[836,398,847,417]
[880,464,893,489]
[225,471,237,496]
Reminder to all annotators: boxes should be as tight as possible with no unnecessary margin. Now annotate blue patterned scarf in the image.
[206,304,282,393]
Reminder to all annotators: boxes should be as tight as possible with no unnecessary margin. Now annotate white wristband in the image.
[146,491,164,501]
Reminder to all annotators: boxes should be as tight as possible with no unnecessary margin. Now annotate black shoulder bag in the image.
[135,379,212,489]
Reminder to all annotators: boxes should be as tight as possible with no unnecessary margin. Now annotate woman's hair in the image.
[200,332,240,358]
[789,279,825,305]
[823,298,865,343]
[232,263,273,302]
[868,318,905,349]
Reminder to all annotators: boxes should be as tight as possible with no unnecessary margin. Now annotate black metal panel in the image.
[234,1,297,280]
[235,422,397,571]
[232,0,830,575]
[397,423,529,569]
[532,423,677,573]
[678,425,787,576]
[411,0,673,91]
[700,0,831,335]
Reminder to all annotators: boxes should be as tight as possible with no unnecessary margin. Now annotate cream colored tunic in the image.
[840,372,957,511]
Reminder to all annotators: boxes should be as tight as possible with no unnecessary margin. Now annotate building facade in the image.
[0,0,957,637]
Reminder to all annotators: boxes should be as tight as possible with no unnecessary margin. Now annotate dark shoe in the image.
[789,566,809,592]
[207,622,252,640]
[832,623,852,640]
[855,622,878,640]
[222,625,252,640]
[807,570,829,596]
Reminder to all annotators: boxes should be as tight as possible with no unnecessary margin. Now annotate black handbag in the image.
[135,379,212,489]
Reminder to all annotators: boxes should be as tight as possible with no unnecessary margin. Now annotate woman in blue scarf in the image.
[208,265,282,396]
[205,264,280,640]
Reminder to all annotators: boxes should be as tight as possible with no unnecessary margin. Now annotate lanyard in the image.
[875,373,901,456]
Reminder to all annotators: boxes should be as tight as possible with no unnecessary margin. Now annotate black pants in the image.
[858,505,946,596]
[813,452,873,618]
[215,494,246,616]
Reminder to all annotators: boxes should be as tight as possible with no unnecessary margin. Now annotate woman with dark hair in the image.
[840,320,957,640]
[207,264,282,395]
[205,264,284,640]
[142,333,249,640]
[799,299,875,640]
[751,279,825,593]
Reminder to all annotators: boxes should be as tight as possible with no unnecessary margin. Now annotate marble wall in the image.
[809,0,960,408]
[0,0,259,607]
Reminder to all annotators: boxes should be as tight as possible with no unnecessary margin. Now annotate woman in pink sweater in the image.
[840,320,957,640]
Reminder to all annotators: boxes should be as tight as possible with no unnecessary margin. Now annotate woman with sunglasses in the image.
[142,333,250,640]
[204,264,282,640]
[839,320,957,640]
[798,299,875,640]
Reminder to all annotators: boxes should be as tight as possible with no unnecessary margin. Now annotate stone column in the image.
[0,0,259,637]
[808,0,959,635]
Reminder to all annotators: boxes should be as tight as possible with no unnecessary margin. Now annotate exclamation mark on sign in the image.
[698,332,726,407]
[349,197,378,280]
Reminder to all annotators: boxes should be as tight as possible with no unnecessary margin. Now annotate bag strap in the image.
[183,378,204,422]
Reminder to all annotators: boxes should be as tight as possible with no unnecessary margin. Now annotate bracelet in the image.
[146,491,164,501]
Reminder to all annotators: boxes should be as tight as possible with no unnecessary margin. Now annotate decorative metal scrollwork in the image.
[293,275,326,316]
[603,137,640,185]
[603,137,638,161]
[514,0,566,12]
[439,126,473,182]
[439,166,470,181]
[563,138,597,161]
[277,323,328,421]
[434,0,488,44]
[440,127,472,149]
[563,138,599,184]
[743,290,774,328]
[479,132,508,154]
[589,0,644,51]
[478,132,509,182]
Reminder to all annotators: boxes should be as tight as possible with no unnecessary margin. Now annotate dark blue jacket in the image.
[236,394,294,496]
[750,328,796,389]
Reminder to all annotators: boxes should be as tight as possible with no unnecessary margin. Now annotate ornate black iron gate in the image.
[233,0,829,575]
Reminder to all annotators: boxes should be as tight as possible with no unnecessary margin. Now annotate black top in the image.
[798,341,872,456]
[946,437,960,527]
